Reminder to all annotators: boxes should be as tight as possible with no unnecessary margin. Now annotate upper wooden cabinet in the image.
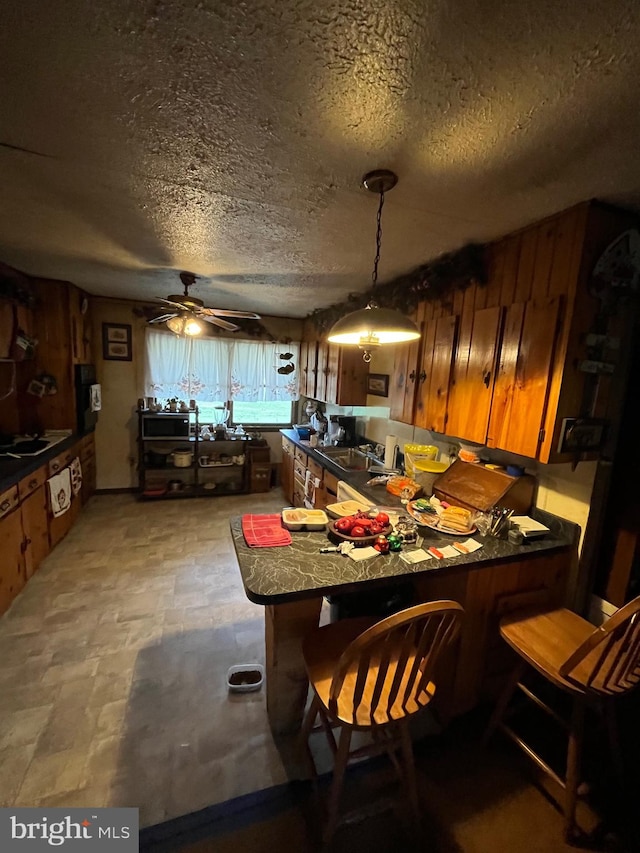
[389,307,422,424]
[302,338,368,406]
[299,340,317,399]
[414,312,458,434]
[392,201,638,463]
[447,306,501,445]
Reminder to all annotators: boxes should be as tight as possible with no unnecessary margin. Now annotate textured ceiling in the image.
[1,0,640,319]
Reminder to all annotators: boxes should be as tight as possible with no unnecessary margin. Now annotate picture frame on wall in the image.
[366,373,389,397]
[102,323,132,361]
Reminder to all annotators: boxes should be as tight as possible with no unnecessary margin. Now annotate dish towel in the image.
[304,471,321,510]
[90,383,102,412]
[69,457,82,495]
[48,469,72,517]
[242,514,292,548]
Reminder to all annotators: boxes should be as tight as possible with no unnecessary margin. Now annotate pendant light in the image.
[166,312,203,336]
[327,170,420,363]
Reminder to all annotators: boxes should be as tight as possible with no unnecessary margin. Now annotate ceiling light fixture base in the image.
[362,169,398,195]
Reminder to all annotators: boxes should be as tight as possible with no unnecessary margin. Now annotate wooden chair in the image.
[485,595,640,841]
[300,600,464,843]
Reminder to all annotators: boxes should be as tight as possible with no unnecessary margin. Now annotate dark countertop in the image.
[231,512,579,606]
[229,429,580,605]
[0,433,83,492]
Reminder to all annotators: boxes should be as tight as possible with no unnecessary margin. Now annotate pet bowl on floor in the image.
[227,663,264,693]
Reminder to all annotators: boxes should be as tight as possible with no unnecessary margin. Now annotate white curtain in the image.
[144,329,299,402]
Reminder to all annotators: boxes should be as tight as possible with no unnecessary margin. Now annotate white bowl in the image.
[227,664,264,693]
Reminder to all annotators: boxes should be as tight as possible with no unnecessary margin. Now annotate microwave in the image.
[141,413,191,440]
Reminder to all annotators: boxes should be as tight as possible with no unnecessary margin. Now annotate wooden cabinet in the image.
[299,340,317,399]
[389,307,423,424]
[20,485,50,580]
[79,432,97,504]
[487,297,562,458]
[0,506,26,616]
[414,313,458,434]
[281,436,295,504]
[400,201,639,463]
[292,446,307,507]
[413,547,571,718]
[304,338,368,406]
[447,306,501,444]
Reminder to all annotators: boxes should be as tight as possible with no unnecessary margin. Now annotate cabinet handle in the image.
[1,499,10,512]
[483,370,492,388]
[408,370,416,382]
[28,479,38,490]
[51,463,60,472]
[419,370,427,383]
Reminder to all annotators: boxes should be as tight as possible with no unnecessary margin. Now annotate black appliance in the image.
[75,364,100,435]
[335,416,357,446]
[141,413,190,440]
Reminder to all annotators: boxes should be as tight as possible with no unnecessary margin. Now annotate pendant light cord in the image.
[371,189,385,289]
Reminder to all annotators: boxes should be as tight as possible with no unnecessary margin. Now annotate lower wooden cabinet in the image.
[0,507,26,616]
[21,486,50,581]
[0,439,93,616]
[281,437,295,504]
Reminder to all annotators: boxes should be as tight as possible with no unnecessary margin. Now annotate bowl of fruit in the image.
[329,510,393,546]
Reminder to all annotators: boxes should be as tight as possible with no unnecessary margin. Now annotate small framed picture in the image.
[366,373,389,397]
[102,323,132,361]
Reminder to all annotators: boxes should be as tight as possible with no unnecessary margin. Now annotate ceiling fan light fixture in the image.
[166,312,203,336]
[327,170,420,362]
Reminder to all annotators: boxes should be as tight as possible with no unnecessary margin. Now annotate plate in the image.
[406,502,476,535]
[325,500,372,518]
[328,520,392,546]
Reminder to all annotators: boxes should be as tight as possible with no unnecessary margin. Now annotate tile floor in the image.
[0,491,295,826]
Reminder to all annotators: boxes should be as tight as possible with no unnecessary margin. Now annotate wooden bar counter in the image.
[230,511,579,735]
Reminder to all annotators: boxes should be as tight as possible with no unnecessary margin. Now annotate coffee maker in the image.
[331,416,357,446]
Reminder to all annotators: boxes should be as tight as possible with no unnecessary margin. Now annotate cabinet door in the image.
[316,342,329,402]
[21,487,50,579]
[487,297,562,458]
[447,306,501,444]
[389,317,422,424]
[281,437,295,504]
[0,508,26,616]
[300,340,318,399]
[414,314,458,433]
[324,343,340,403]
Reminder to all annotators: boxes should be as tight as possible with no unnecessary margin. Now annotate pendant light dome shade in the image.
[328,303,420,349]
[327,170,420,362]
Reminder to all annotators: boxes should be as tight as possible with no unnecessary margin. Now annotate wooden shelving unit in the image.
[136,409,250,499]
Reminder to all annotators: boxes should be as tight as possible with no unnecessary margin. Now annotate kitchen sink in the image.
[314,446,373,472]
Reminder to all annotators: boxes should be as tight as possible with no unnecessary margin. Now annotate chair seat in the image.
[499,607,603,695]
[304,616,436,728]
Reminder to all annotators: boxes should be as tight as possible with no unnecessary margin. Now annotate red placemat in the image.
[242,514,292,547]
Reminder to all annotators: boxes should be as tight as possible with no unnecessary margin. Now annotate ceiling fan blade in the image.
[149,313,178,323]
[199,307,262,319]
[156,297,187,310]
[202,315,240,332]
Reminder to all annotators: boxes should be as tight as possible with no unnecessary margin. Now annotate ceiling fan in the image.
[149,272,261,335]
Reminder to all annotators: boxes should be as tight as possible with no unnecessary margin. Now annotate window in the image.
[144,330,299,427]
[197,400,293,427]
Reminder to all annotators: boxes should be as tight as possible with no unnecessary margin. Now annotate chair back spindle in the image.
[328,601,464,727]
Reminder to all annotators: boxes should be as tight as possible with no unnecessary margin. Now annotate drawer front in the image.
[324,471,339,497]
[282,437,295,457]
[306,458,324,483]
[0,485,19,520]
[49,449,74,477]
[18,466,48,500]
[294,446,308,465]
[80,433,95,462]
[293,459,306,483]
